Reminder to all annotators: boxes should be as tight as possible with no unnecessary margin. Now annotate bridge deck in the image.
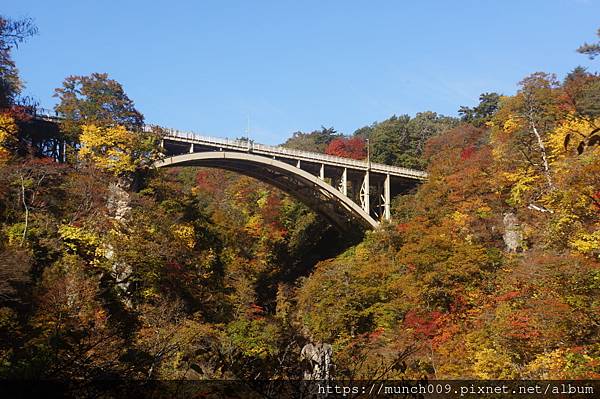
[152,126,427,180]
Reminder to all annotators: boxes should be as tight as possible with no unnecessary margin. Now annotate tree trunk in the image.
[527,112,553,189]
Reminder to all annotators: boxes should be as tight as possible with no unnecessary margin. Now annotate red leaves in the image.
[261,194,282,225]
[404,310,443,339]
[324,137,366,160]
[368,327,385,341]
[592,191,600,211]
[460,145,476,160]
[4,105,34,122]
[506,311,540,340]
[496,290,521,303]
[396,223,410,233]
[166,260,183,272]
[195,170,220,193]
[247,303,265,320]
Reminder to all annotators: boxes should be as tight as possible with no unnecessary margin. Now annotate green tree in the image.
[0,15,37,109]
[562,67,600,120]
[458,92,501,126]
[356,112,456,169]
[577,28,600,59]
[54,73,144,139]
[282,126,341,152]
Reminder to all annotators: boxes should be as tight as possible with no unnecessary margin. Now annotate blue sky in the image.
[5,0,600,144]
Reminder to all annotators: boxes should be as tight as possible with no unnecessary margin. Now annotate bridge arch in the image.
[155,151,379,234]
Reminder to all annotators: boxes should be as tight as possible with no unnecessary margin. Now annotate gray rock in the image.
[107,182,131,222]
[503,212,523,253]
[300,342,333,380]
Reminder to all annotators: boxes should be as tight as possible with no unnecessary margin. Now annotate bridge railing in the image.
[26,115,426,178]
[153,126,427,179]
[32,107,59,117]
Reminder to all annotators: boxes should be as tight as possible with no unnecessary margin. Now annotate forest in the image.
[0,14,599,389]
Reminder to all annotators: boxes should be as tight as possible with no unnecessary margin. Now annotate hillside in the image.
[0,13,599,386]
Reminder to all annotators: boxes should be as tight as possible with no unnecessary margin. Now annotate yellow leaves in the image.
[244,214,263,238]
[523,346,600,379]
[79,123,162,176]
[58,224,99,257]
[197,248,217,279]
[523,348,568,379]
[80,124,137,174]
[353,241,371,262]
[502,115,521,134]
[256,189,270,208]
[503,170,539,206]
[548,115,598,159]
[450,211,468,227]
[472,347,519,379]
[0,113,17,141]
[449,211,473,242]
[569,229,600,257]
[141,287,160,300]
[476,205,493,219]
[548,213,580,241]
[226,318,280,359]
[0,113,18,163]
[4,223,25,246]
[171,223,195,249]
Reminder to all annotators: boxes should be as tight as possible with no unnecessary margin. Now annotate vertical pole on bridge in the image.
[339,168,347,196]
[384,173,391,221]
[189,143,195,153]
[319,163,325,180]
[361,138,371,216]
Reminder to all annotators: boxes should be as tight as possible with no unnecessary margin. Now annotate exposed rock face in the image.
[107,181,132,222]
[300,342,333,380]
[503,212,523,253]
[106,179,133,304]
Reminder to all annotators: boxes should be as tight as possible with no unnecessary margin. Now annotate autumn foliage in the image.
[324,137,366,159]
[0,17,599,384]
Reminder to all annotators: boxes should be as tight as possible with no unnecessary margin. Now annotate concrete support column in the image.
[360,171,370,214]
[296,159,301,169]
[339,168,347,196]
[319,163,325,180]
[384,173,391,220]
[189,143,195,153]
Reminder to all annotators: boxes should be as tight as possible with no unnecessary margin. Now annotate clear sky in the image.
[5,0,600,144]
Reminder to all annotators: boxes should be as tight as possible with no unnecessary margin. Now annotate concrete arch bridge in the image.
[154,128,427,234]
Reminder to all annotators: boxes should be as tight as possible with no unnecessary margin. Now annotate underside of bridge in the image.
[157,152,388,237]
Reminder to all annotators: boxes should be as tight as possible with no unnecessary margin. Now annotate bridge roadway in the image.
[153,126,427,233]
